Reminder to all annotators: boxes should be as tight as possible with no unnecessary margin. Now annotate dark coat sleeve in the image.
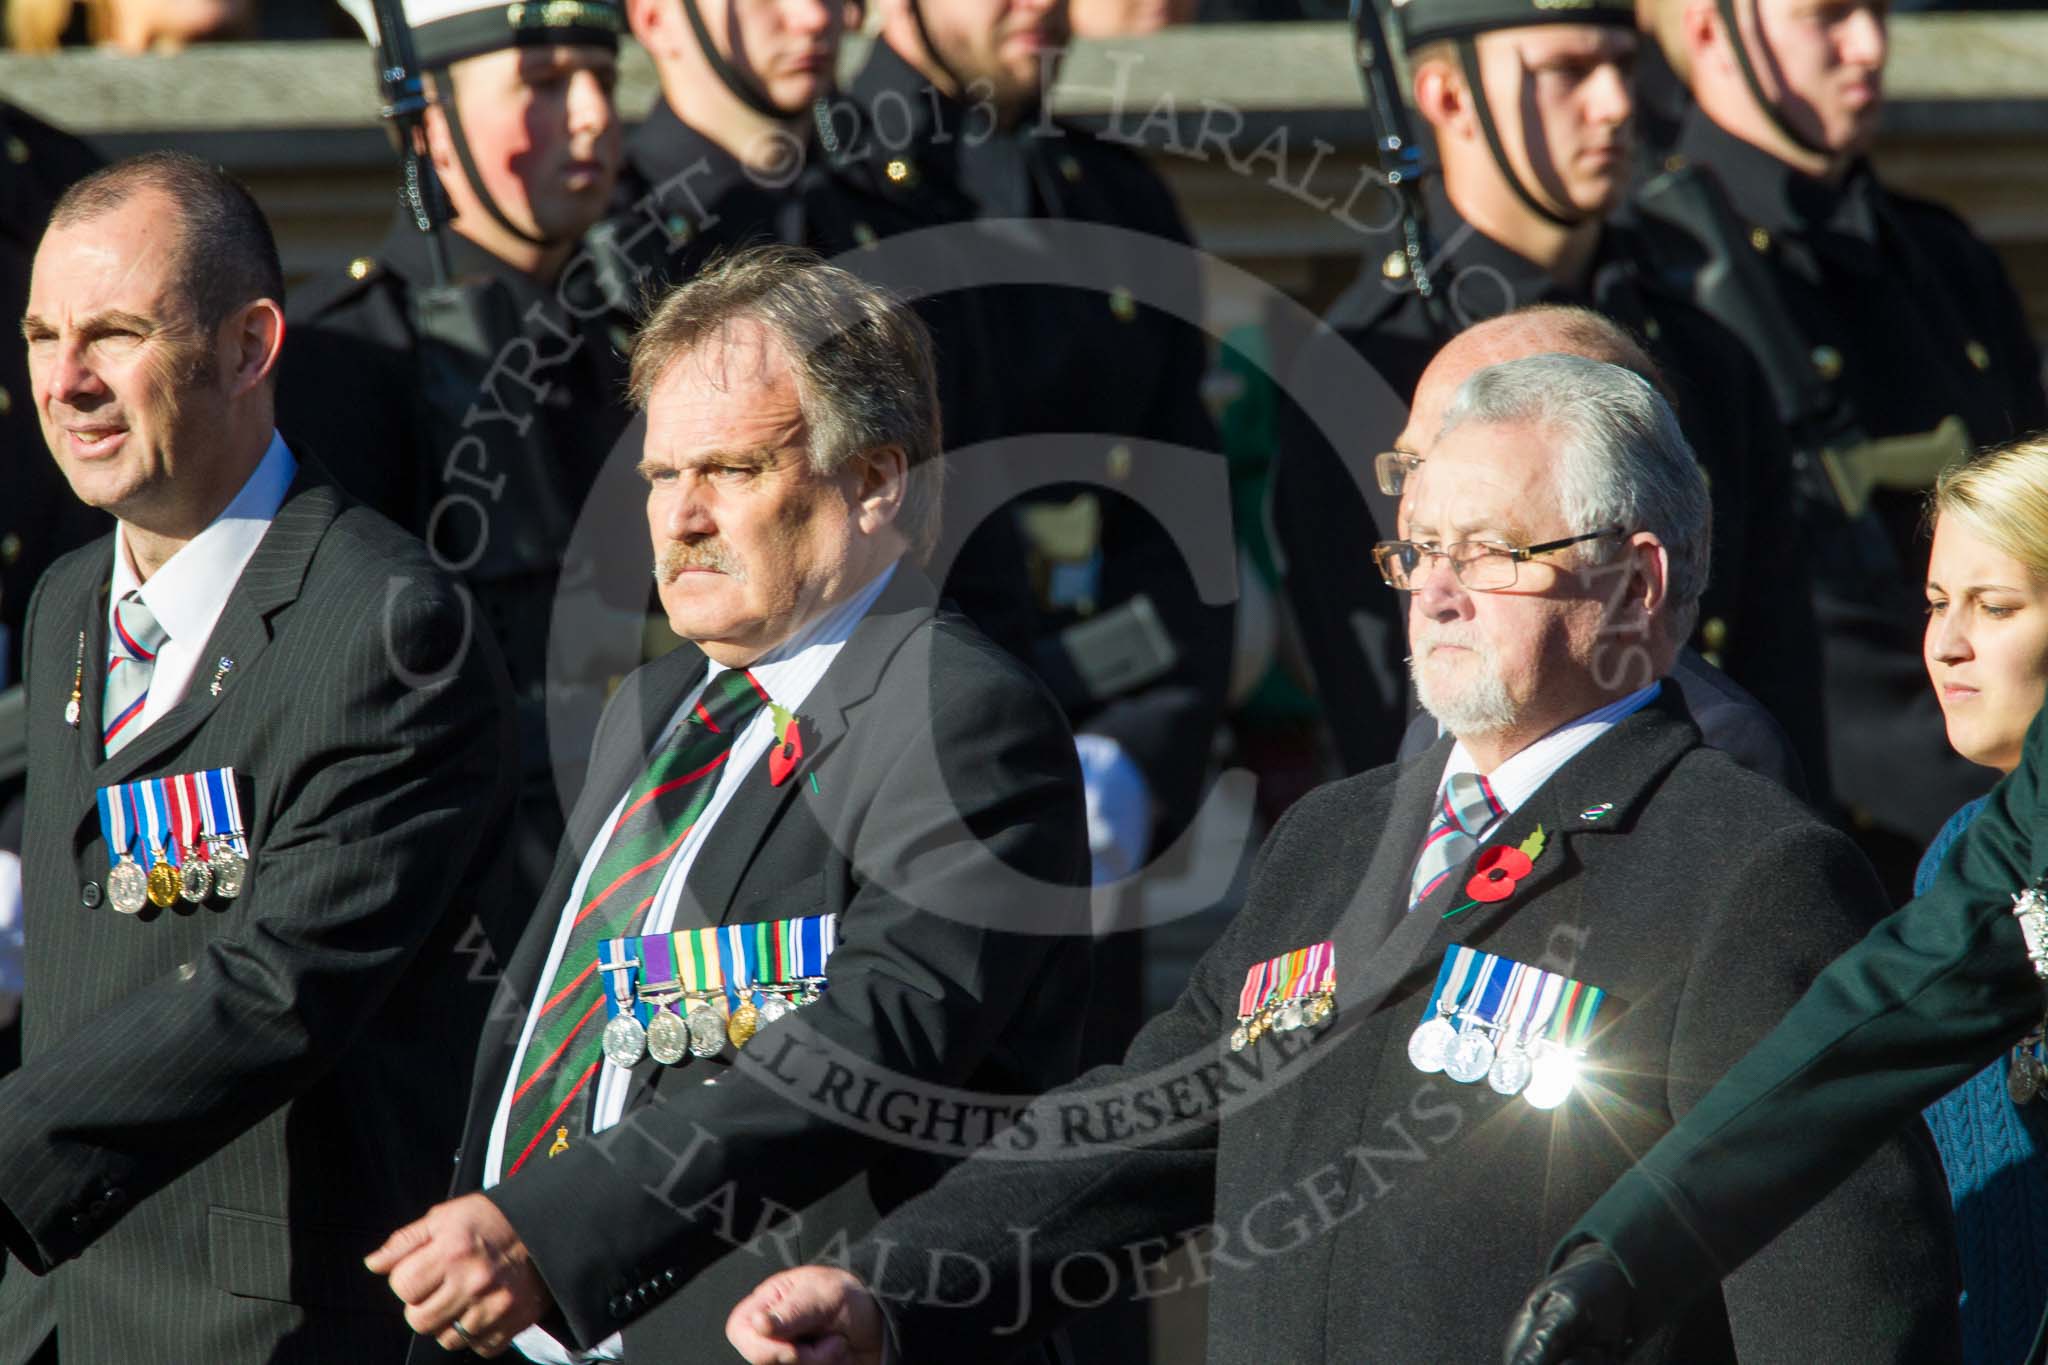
[1567,706,2048,1338]
[484,635,1093,1347]
[0,552,515,1271]
[1662,818,1960,1360]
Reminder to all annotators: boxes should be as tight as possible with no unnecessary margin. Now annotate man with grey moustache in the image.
[362,247,1090,1362]
[725,353,1957,1365]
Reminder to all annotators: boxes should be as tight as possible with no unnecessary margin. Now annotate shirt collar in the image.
[1439,681,1663,815]
[700,559,899,707]
[112,432,297,646]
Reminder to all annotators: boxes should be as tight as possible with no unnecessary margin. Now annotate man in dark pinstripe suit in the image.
[0,152,516,1363]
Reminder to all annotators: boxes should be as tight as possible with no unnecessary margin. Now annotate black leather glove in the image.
[1501,1240,1637,1365]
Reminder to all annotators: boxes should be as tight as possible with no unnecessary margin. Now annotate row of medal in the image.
[1229,941,1336,1051]
[599,913,839,1069]
[1407,944,1607,1111]
[95,769,250,914]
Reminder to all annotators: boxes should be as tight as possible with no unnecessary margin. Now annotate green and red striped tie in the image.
[503,667,770,1176]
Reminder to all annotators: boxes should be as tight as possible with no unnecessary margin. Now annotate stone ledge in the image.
[4,16,2044,145]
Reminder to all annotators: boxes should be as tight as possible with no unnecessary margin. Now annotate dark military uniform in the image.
[607,98,808,278]
[1,103,105,689]
[275,219,632,937]
[1271,186,1826,786]
[1631,111,2048,887]
[1,102,102,1083]
[807,40,1234,859]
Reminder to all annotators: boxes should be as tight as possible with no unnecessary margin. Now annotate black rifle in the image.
[365,0,454,286]
[1348,0,1453,338]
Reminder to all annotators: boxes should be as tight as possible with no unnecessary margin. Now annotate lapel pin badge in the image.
[208,657,234,697]
[1578,802,1615,822]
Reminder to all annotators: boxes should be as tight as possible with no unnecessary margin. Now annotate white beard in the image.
[1410,626,1519,738]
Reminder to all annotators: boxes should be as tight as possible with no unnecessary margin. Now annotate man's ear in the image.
[1679,0,1722,73]
[1412,56,1470,139]
[853,444,908,534]
[627,0,683,59]
[223,298,286,399]
[1619,531,1671,634]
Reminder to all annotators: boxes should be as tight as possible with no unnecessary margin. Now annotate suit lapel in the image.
[677,570,940,928]
[1389,688,1702,1001]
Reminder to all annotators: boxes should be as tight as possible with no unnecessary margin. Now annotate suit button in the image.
[80,881,102,908]
[608,1296,630,1319]
[663,1268,678,1285]
[176,963,195,982]
[104,1187,126,1207]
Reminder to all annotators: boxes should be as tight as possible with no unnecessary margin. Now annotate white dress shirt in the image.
[1429,683,1663,847]
[107,432,296,740]
[488,562,897,1365]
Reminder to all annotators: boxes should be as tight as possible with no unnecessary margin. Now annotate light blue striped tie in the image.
[1409,771,1504,911]
[102,590,166,757]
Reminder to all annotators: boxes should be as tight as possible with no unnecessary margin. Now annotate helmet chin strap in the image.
[1456,38,1589,230]
[435,71,569,250]
[1714,0,1833,160]
[905,0,971,108]
[679,0,811,122]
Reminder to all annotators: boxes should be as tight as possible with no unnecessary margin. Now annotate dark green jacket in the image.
[1569,706,2048,1348]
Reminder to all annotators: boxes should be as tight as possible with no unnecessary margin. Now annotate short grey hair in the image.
[629,245,944,560]
[1438,353,1712,640]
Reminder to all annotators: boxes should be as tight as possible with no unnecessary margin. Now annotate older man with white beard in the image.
[722,353,1959,1365]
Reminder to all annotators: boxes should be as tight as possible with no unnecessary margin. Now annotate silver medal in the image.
[1523,1048,1580,1110]
[108,857,148,915]
[601,1012,648,1068]
[758,992,792,1024]
[647,1008,691,1066]
[686,1002,726,1058]
[1407,1014,1458,1074]
[1488,1043,1533,1096]
[1229,1022,1250,1052]
[1444,1026,1497,1085]
[1277,999,1305,1031]
[178,856,213,904]
[209,838,246,899]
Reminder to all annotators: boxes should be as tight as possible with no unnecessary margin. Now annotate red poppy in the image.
[768,718,805,787]
[1466,845,1534,903]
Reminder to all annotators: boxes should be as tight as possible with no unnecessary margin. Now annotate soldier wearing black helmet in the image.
[275,0,635,935]
[1271,0,1823,790]
[1626,0,2046,895]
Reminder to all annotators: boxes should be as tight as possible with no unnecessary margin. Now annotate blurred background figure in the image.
[1916,436,2048,1365]
[276,0,632,953]
[1632,0,2046,895]
[1068,0,1194,38]
[606,0,844,277]
[4,0,252,52]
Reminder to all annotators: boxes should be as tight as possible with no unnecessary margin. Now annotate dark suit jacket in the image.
[434,568,1091,1360]
[0,465,516,1364]
[1566,703,2048,1352]
[846,687,1959,1362]
[1397,649,1808,799]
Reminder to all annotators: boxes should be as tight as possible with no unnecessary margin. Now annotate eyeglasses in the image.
[1375,449,1423,497]
[1372,528,1624,592]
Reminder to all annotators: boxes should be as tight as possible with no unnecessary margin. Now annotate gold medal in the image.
[727,999,760,1049]
[145,843,178,909]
